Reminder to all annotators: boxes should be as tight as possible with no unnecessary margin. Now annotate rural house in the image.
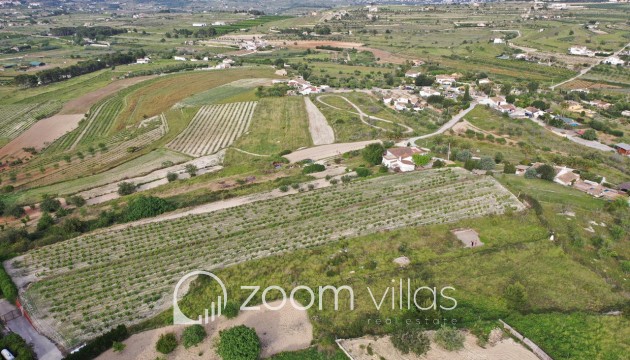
[614,143,630,156]
[382,147,428,172]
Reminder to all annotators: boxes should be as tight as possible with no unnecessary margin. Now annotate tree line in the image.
[13,50,146,88]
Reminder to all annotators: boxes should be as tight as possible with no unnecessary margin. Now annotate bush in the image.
[355,167,372,177]
[504,281,528,311]
[455,149,472,162]
[64,325,128,360]
[182,325,207,349]
[40,196,61,212]
[185,164,198,177]
[117,182,136,196]
[503,162,516,174]
[390,328,430,355]
[0,264,19,303]
[223,301,240,319]
[478,156,496,171]
[303,163,326,174]
[536,164,556,181]
[278,149,292,156]
[66,195,86,207]
[166,172,178,182]
[279,185,289,192]
[218,325,260,360]
[5,204,25,219]
[0,333,36,360]
[524,167,538,179]
[362,143,385,165]
[122,196,174,222]
[37,212,55,231]
[156,333,178,354]
[434,326,465,351]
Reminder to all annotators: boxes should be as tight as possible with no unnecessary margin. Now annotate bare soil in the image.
[304,97,335,145]
[96,300,312,360]
[0,114,83,160]
[339,332,539,360]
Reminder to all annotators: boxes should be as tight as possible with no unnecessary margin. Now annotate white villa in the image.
[603,56,625,66]
[382,147,428,172]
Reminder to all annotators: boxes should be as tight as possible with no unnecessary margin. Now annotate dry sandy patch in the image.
[285,140,381,163]
[339,332,539,360]
[0,114,83,160]
[96,301,312,360]
[304,97,335,145]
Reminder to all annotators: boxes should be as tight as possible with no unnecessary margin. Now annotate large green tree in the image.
[362,143,385,165]
[218,325,260,360]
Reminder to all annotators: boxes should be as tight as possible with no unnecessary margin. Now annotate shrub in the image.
[182,325,207,349]
[117,182,136,196]
[390,328,430,355]
[412,154,431,166]
[218,325,260,360]
[122,196,174,222]
[40,196,61,212]
[478,157,496,171]
[291,183,300,190]
[37,212,55,231]
[504,281,528,311]
[156,333,178,354]
[6,204,25,219]
[0,333,36,360]
[362,143,385,165]
[455,149,472,162]
[503,162,516,174]
[0,265,19,303]
[64,325,128,360]
[223,301,240,319]
[536,164,555,181]
[166,172,178,182]
[432,159,445,168]
[434,326,465,351]
[185,164,198,177]
[112,342,126,353]
[279,185,289,192]
[303,163,325,174]
[278,149,292,156]
[66,195,86,207]
[524,167,538,179]
[355,167,372,177]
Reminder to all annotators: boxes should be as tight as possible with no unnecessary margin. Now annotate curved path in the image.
[316,94,414,134]
[402,102,478,146]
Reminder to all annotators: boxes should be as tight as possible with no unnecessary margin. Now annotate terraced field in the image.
[8,168,524,347]
[167,102,257,157]
[20,116,168,188]
[0,101,62,144]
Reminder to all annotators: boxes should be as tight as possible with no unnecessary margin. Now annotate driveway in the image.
[0,300,62,360]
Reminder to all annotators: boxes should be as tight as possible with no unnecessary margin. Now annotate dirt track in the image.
[304,97,335,145]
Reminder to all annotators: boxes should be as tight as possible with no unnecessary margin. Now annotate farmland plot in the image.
[8,168,524,347]
[167,102,257,157]
[0,101,62,143]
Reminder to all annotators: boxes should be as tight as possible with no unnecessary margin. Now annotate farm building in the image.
[405,70,421,78]
[29,61,45,67]
[493,38,505,44]
[556,116,579,127]
[602,56,625,66]
[524,107,544,118]
[614,143,630,156]
[382,147,428,172]
[136,57,150,64]
[192,22,207,27]
[435,75,457,86]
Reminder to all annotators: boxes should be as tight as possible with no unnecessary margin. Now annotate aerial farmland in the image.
[0,1,628,360]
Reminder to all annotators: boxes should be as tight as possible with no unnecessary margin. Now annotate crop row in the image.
[12,168,524,345]
[168,102,257,157]
[0,101,62,140]
[21,118,166,188]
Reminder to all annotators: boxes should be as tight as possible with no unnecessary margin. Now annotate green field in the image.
[233,96,312,155]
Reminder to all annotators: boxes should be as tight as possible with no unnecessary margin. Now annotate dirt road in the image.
[304,97,335,145]
[317,95,413,133]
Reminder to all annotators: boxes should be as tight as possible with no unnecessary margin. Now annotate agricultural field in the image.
[232,97,312,155]
[179,78,272,106]
[0,101,62,145]
[8,168,523,347]
[167,102,258,157]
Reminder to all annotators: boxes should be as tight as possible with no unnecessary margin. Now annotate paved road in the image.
[550,41,630,90]
[401,102,478,146]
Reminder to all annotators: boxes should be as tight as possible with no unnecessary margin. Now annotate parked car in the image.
[1,349,15,360]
